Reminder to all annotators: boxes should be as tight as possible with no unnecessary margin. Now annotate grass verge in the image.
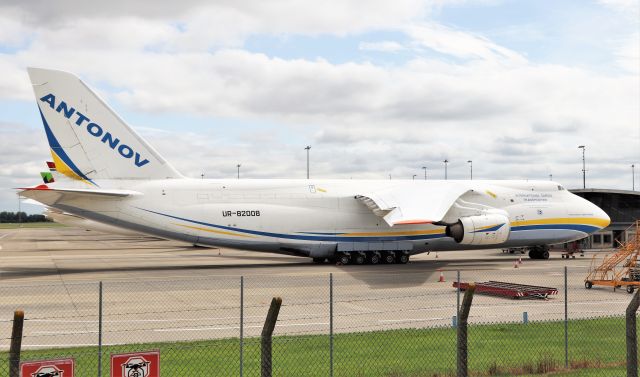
[0,316,634,376]
[0,222,65,229]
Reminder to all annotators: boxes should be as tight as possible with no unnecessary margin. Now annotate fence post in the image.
[240,276,244,377]
[98,281,103,377]
[457,270,461,314]
[457,284,476,377]
[9,310,24,377]
[261,297,282,377]
[627,289,640,377]
[564,266,568,369]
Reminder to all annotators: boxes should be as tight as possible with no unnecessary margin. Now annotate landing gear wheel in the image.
[529,249,540,259]
[397,254,410,264]
[626,285,635,294]
[541,250,550,260]
[369,253,381,265]
[585,281,593,289]
[383,252,395,264]
[353,253,366,265]
[312,257,325,264]
[336,253,350,265]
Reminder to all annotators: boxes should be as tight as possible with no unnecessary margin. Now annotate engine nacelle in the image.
[445,214,510,245]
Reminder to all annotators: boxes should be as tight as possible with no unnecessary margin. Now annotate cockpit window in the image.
[557,185,565,191]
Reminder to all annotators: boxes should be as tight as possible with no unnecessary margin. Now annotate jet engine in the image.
[445,214,510,246]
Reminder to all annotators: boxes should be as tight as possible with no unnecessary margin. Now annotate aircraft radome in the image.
[19,68,610,265]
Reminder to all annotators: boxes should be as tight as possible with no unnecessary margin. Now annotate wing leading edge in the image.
[356,182,472,226]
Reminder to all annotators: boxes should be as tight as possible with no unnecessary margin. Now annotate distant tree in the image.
[0,211,52,223]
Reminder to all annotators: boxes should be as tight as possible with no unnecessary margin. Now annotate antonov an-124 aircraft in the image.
[19,68,610,265]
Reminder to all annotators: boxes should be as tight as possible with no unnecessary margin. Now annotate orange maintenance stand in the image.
[585,220,640,294]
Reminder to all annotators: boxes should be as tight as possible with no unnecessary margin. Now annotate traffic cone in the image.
[518,257,523,264]
[435,252,439,259]
[514,260,519,268]
[438,270,445,282]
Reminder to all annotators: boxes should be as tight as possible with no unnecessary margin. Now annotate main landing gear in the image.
[528,245,550,260]
[326,251,411,265]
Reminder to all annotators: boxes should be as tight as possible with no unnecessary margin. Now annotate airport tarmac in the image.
[0,226,597,283]
[0,226,633,349]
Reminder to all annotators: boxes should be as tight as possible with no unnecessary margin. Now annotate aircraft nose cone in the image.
[575,195,610,231]
[595,205,611,229]
[585,200,610,229]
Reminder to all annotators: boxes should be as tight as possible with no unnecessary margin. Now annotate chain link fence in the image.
[1,265,638,376]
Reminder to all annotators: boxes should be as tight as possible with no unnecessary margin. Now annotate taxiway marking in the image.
[0,343,119,350]
[0,232,11,249]
[155,322,330,332]
[30,321,331,336]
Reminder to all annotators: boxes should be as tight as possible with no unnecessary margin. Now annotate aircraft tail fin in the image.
[28,67,182,185]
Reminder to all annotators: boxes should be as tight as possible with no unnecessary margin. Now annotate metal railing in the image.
[1,266,638,376]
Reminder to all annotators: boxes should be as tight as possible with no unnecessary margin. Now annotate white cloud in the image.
[614,32,640,73]
[1,0,428,47]
[359,41,406,52]
[406,23,528,65]
[0,0,638,213]
[598,0,640,13]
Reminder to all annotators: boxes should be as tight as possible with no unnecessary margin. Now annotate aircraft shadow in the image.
[0,256,520,290]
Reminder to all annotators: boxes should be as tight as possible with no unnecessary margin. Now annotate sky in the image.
[0,0,639,213]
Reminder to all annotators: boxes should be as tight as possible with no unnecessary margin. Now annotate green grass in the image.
[0,222,65,229]
[1,317,634,376]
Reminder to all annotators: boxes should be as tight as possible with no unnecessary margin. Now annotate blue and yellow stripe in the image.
[511,217,608,234]
[39,108,97,186]
[138,208,607,242]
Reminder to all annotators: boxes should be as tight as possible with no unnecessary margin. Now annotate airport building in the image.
[571,189,640,249]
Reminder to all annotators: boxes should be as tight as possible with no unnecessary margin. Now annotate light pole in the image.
[422,166,427,180]
[17,194,21,228]
[549,174,553,181]
[237,164,241,179]
[443,159,449,180]
[389,174,392,180]
[305,146,311,179]
[412,174,417,180]
[467,160,473,180]
[633,164,636,191]
[201,173,204,180]
[578,145,585,189]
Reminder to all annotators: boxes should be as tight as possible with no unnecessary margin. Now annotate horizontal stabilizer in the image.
[19,184,140,198]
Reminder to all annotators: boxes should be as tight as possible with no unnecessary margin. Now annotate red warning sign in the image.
[110,350,160,377]
[20,358,74,377]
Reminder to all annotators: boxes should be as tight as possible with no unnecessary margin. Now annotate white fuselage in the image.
[35,178,610,258]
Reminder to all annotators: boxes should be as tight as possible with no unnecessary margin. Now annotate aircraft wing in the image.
[356,182,472,226]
